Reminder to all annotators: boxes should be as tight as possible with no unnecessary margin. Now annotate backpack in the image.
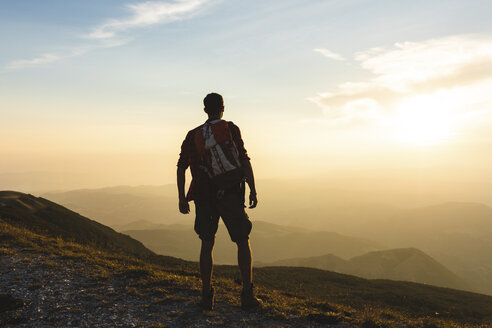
[194,119,245,194]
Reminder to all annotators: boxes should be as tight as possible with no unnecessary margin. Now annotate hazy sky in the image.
[1,0,492,192]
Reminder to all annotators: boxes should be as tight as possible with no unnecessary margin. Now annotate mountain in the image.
[261,201,492,296]
[260,248,470,291]
[0,191,153,257]
[343,203,492,295]
[2,190,492,327]
[350,248,469,290]
[260,253,353,272]
[123,220,384,264]
[42,185,180,227]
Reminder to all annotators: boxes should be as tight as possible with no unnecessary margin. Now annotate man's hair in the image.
[203,93,224,114]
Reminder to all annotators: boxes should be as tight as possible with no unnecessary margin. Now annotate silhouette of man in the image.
[177,93,261,311]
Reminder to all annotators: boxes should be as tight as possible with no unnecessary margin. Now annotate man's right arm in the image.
[177,133,191,214]
[177,167,190,214]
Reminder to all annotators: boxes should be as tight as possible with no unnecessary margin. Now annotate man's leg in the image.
[236,238,252,291]
[200,238,215,294]
[237,238,262,309]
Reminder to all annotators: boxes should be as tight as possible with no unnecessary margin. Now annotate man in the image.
[176,92,262,311]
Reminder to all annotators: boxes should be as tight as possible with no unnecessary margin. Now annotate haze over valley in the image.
[41,182,492,296]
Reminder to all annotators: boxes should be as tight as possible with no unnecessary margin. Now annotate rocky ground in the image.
[0,250,348,327]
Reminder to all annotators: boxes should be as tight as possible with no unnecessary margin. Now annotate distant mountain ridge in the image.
[40,186,492,295]
[123,220,384,264]
[42,186,179,226]
[261,248,469,291]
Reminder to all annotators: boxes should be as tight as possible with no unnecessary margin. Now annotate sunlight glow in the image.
[393,95,456,146]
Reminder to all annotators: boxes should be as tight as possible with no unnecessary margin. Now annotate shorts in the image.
[194,191,252,242]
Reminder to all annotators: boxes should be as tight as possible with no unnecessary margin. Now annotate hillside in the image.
[2,192,492,327]
[0,191,153,257]
[123,220,384,264]
[0,219,304,327]
[260,248,470,291]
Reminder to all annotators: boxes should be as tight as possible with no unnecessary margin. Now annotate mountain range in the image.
[42,185,492,295]
[260,248,469,291]
[122,220,383,264]
[3,190,492,326]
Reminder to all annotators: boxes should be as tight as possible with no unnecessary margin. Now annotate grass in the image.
[1,218,491,327]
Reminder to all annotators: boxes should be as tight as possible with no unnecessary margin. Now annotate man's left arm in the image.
[230,122,258,209]
[241,158,257,209]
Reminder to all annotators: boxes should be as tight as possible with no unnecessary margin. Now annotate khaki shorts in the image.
[194,191,252,242]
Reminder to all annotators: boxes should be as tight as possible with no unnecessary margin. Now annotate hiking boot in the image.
[200,287,215,311]
[241,284,262,310]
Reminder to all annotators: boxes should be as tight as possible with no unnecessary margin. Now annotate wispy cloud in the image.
[6,54,61,70]
[313,48,344,61]
[310,35,492,124]
[86,0,209,40]
[5,0,211,70]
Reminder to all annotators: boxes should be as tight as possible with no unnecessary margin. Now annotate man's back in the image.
[177,120,249,201]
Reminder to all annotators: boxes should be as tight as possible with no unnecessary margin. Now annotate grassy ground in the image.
[1,219,491,327]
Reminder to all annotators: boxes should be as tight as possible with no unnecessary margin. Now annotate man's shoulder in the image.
[184,124,204,139]
[226,121,241,131]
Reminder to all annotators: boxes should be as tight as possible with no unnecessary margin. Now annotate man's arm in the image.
[229,122,257,209]
[241,159,258,209]
[177,132,191,214]
[177,167,190,214]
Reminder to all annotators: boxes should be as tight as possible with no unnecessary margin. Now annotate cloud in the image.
[313,48,345,61]
[310,35,492,124]
[6,54,61,70]
[5,48,91,70]
[86,0,209,40]
[355,35,492,90]
[5,0,211,70]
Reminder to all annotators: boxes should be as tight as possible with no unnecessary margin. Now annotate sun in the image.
[392,95,455,146]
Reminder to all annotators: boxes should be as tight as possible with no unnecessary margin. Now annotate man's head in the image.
[203,93,224,118]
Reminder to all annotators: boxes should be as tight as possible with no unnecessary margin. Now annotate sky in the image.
[1,0,492,194]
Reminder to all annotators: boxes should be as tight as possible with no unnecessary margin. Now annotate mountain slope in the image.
[0,191,153,257]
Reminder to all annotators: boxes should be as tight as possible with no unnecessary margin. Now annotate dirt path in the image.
[1,251,345,327]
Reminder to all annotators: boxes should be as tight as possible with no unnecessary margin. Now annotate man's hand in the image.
[249,192,258,209]
[179,198,190,214]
